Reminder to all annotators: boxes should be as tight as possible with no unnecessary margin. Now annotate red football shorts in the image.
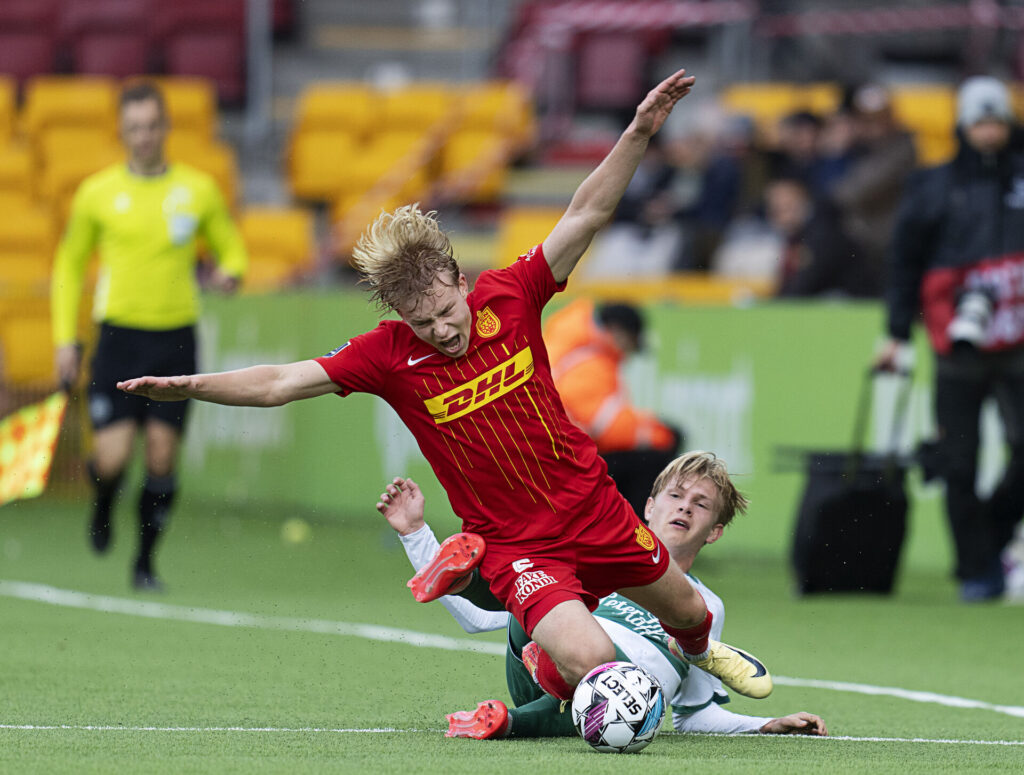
[480,496,671,635]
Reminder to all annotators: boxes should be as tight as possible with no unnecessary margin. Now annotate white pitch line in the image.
[3,579,1024,723]
[671,732,1024,747]
[0,579,504,656]
[773,676,1024,719]
[1,725,1021,747]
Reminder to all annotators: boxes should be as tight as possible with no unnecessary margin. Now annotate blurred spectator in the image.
[686,114,772,271]
[770,111,828,197]
[612,136,677,231]
[585,139,685,279]
[543,298,682,517]
[766,176,877,298]
[828,84,916,287]
[876,76,1024,601]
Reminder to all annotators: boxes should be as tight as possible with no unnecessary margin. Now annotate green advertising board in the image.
[183,291,972,572]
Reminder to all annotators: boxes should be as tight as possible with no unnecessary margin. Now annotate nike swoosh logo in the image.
[651,543,662,564]
[407,353,438,366]
[734,647,768,678]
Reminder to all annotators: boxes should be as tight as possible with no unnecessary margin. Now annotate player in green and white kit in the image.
[376,451,827,739]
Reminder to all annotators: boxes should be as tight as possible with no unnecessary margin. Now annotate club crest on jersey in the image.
[634,524,656,551]
[423,346,534,424]
[475,306,501,338]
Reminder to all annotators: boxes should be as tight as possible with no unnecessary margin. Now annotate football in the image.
[570,661,666,753]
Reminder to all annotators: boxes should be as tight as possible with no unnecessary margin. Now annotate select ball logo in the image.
[571,661,666,754]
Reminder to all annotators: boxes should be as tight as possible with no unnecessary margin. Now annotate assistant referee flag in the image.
[0,392,68,506]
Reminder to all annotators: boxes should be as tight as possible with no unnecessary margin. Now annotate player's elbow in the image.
[565,201,612,235]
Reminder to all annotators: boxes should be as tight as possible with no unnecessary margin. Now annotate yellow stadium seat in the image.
[166,139,238,207]
[890,85,956,136]
[913,132,957,166]
[146,76,218,140]
[294,82,376,137]
[0,143,34,198]
[288,130,360,201]
[720,82,840,132]
[801,83,842,115]
[241,255,297,293]
[380,83,455,132]
[720,82,800,120]
[340,132,432,199]
[37,126,120,169]
[331,191,405,227]
[1010,83,1024,123]
[0,254,51,294]
[0,315,55,385]
[240,206,315,267]
[456,81,535,145]
[494,207,564,268]
[0,202,57,254]
[22,76,119,137]
[0,76,15,143]
[40,148,124,221]
[439,130,508,202]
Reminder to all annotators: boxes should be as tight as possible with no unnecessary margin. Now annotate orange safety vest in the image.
[544,299,674,453]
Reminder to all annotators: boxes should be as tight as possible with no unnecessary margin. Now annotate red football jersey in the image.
[315,245,618,542]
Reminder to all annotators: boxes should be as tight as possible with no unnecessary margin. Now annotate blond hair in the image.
[649,451,748,527]
[351,204,459,311]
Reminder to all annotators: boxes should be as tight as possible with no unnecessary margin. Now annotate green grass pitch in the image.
[1,494,1022,774]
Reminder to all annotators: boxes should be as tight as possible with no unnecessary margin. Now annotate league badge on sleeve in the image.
[324,342,351,357]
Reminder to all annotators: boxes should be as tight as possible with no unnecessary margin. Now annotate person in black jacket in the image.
[876,76,1024,601]
[766,176,879,298]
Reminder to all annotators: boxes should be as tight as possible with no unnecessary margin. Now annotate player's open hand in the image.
[376,477,426,536]
[633,68,696,138]
[759,712,828,736]
[117,375,195,401]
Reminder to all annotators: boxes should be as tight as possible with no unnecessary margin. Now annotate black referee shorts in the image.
[88,323,197,432]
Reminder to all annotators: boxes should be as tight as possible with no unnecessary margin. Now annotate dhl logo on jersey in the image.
[424,347,534,424]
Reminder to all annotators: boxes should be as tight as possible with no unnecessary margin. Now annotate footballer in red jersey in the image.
[118,69,773,705]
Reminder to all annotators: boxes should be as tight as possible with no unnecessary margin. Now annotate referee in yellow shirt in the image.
[51,82,247,590]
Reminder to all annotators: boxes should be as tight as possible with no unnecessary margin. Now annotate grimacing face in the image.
[120,98,167,170]
[644,474,724,560]
[396,273,473,358]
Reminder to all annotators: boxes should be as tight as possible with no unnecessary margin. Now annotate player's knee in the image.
[559,640,616,685]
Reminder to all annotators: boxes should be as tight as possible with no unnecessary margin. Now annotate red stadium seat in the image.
[152,0,245,43]
[574,32,647,110]
[0,33,58,86]
[0,0,58,30]
[73,33,149,78]
[59,0,152,37]
[164,31,245,105]
[59,0,154,77]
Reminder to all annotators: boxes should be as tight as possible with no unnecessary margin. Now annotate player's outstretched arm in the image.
[542,68,695,283]
[117,360,337,407]
[759,712,828,736]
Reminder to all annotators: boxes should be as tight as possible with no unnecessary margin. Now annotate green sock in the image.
[506,695,576,738]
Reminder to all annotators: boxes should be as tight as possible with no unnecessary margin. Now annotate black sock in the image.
[88,461,123,525]
[136,473,176,575]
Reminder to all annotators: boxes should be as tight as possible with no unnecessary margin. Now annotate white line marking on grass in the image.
[0,579,504,657]
[4,580,1024,724]
[0,725,406,733]
[1,725,1022,746]
[672,732,1024,746]
[773,676,1024,719]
